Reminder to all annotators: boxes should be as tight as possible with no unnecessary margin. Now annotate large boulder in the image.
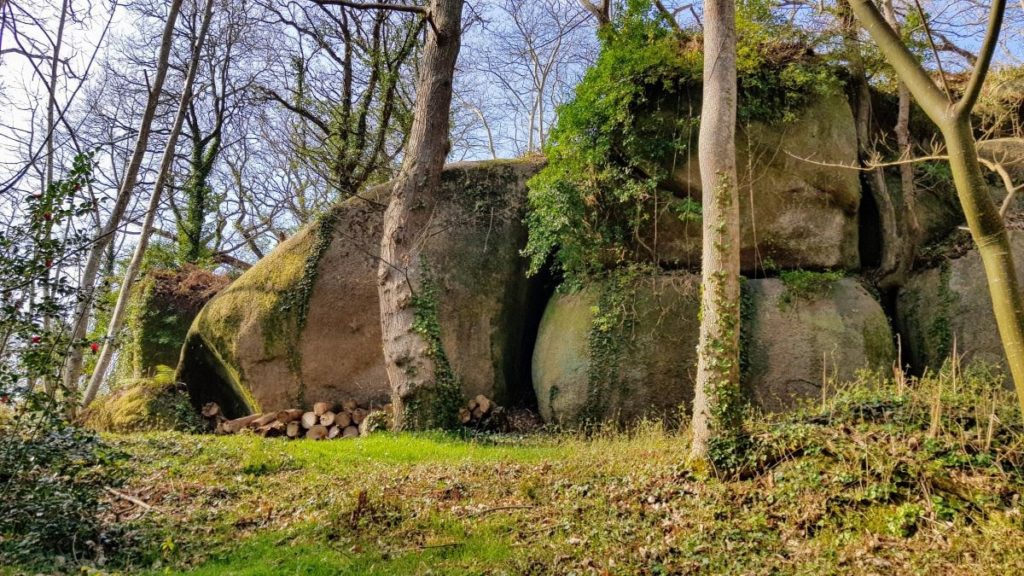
[178,159,543,417]
[743,277,896,411]
[532,273,700,425]
[117,265,229,380]
[896,231,1024,379]
[532,273,896,424]
[651,95,861,272]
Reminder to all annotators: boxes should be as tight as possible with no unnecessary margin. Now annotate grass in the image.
[6,364,1024,575]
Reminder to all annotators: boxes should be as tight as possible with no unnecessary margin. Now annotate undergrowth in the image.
[5,363,1024,574]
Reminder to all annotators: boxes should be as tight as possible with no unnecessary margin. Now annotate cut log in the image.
[328,425,342,439]
[352,408,368,425]
[313,401,331,416]
[252,413,278,428]
[201,402,220,418]
[305,424,329,440]
[472,407,485,420]
[335,411,352,428]
[342,399,358,412]
[459,407,472,424]
[286,421,301,438]
[343,425,359,438]
[257,421,285,437]
[467,398,479,411]
[276,409,304,424]
[301,411,318,429]
[222,413,263,434]
[319,411,336,427]
[475,395,492,415]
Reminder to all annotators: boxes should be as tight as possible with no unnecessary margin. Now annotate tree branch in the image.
[849,0,951,125]
[312,0,425,15]
[910,0,952,99]
[956,0,1007,116]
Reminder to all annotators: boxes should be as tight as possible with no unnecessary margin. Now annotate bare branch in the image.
[312,0,425,15]
[957,0,1007,116]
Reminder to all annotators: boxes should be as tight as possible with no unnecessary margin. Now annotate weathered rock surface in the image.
[120,265,230,379]
[532,273,701,425]
[915,138,1024,243]
[744,278,895,412]
[532,273,895,423]
[178,159,543,417]
[897,231,1024,380]
[652,95,861,272]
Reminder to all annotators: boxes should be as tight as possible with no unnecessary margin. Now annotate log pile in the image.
[458,394,506,429]
[201,399,391,440]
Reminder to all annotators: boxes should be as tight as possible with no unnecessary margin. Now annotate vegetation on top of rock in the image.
[778,269,846,306]
[523,0,842,288]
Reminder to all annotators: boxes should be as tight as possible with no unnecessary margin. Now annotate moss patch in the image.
[82,367,203,433]
[778,269,844,308]
[120,266,229,379]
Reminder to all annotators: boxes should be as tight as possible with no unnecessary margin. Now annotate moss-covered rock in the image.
[897,231,1024,381]
[81,367,203,433]
[179,160,543,417]
[532,273,895,424]
[119,265,229,380]
[652,94,861,272]
[743,277,895,411]
[532,272,700,426]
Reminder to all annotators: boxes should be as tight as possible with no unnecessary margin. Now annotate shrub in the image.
[524,0,842,288]
[0,394,125,563]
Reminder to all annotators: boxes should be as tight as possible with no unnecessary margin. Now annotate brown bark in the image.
[690,0,742,462]
[377,0,464,430]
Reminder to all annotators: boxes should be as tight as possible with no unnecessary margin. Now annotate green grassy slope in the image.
[7,366,1024,575]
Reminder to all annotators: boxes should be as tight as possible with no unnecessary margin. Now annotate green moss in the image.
[862,324,891,368]
[928,261,958,362]
[403,260,463,430]
[119,267,225,380]
[581,267,644,424]
[184,227,317,411]
[83,367,203,433]
[778,270,844,308]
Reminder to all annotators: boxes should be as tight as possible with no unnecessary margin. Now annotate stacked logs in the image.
[458,394,503,428]
[201,399,389,440]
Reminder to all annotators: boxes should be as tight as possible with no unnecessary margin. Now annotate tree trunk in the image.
[944,118,1024,408]
[81,0,214,409]
[850,0,1024,413]
[838,0,905,288]
[690,0,742,463]
[378,0,464,431]
[883,0,920,278]
[63,0,184,394]
[39,0,69,396]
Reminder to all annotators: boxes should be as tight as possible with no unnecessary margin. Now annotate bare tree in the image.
[851,0,1024,413]
[690,0,742,463]
[82,0,215,408]
[63,0,184,393]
